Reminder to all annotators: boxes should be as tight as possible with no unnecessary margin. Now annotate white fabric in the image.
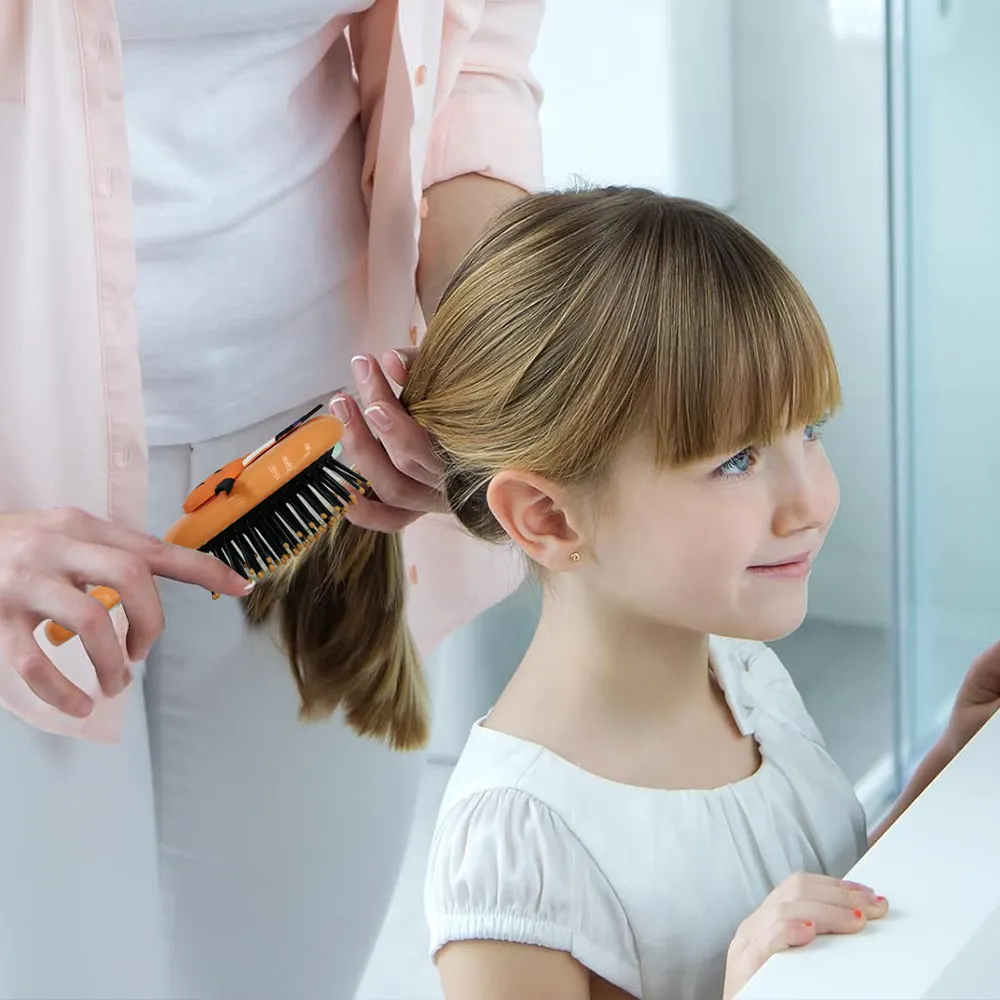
[117,1,374,445]
[0,403,424,1000]
[425,637,869,1000]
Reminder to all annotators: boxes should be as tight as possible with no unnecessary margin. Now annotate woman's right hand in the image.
[723,872,889,999]
[0,508,251,718]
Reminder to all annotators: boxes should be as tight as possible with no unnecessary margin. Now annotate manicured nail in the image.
[243,580,257,594]
[351,355,371,383]
[853,909,864,919]
[802,920,814,929]
[390,349,410,371]
[874,895,886,904]
[330,395,352,426]
[364,404,391,432]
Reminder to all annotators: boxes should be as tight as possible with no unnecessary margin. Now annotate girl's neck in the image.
[503,583,716,731]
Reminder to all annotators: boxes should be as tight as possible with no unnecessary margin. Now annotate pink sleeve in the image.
[423,0,545,193]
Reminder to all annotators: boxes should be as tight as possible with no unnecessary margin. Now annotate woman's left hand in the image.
[942,639,1000,758]
[329,348,449,532]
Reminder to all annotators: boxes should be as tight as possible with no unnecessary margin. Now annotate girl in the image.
[306,187,1000,999]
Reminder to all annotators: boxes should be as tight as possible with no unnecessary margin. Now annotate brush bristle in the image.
[200,451,368,581]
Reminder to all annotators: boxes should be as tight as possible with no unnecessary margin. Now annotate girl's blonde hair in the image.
[247,187,841,750]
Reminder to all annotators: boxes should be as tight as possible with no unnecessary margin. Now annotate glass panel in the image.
[896,0,1000,759]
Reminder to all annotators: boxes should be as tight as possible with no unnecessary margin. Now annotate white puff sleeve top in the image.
[424,637,868,1000]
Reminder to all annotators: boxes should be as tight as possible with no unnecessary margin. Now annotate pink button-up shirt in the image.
[0,0,541,740]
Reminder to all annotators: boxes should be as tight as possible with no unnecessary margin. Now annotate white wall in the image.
[731,0,893,629]
[532,0,735,208]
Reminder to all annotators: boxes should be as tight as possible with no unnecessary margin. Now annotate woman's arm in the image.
[868,737,952,845]
[870,638,1000,844]
[436,940,591,1000]
[417,0,546,312]
[417,174,525,314]
[340,0,545,529]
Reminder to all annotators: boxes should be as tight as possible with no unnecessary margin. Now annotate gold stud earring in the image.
[569,551,581,563]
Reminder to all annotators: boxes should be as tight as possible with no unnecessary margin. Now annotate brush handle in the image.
[44,586,123,647]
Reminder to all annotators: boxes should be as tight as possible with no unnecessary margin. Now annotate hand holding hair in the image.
[329,348,448,533]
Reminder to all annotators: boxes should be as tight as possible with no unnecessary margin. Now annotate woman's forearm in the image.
[869,737,953,845]
[417,173,527,317]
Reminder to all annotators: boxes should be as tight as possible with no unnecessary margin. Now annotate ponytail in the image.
[244,518,430,751]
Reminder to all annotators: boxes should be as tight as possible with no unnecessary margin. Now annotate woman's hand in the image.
[722,873,888,999]
[330,348,448,532]
[0,509,250,718]
[942,638,1000,759]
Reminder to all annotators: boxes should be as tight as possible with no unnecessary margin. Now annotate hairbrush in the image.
[44,404,369,646]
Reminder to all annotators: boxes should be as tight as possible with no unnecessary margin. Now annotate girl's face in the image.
[586,422,839,642]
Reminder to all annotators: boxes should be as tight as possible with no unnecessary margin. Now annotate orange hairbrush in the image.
[44,405,368,647]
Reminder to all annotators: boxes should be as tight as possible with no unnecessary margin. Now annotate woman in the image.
[0,2,541,998]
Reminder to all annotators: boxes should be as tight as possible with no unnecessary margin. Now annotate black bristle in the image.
[198,445,369,571]
[314,471,353,508]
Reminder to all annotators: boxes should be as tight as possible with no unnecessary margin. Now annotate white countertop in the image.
[738,709,1000,999]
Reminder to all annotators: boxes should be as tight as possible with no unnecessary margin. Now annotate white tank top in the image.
[118,1,375,446]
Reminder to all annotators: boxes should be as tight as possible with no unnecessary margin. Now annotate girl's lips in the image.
[747,552,813,579]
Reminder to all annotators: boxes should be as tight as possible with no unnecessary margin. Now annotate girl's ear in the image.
[487,471,585,571]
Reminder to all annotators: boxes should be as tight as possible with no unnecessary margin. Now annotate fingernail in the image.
[364,404,391,432]
[243,580,257,594]
[351,355,371,383]
[874,895,887,904]
[390,349,410,371]
[76,697,94,717]
[853,909,864,919]
[802,920,814,929]
[330,395,352,426]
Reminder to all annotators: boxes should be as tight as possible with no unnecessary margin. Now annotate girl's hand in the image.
[722,872,888,999]
[329,348,448,533]
[942,638,1000,759]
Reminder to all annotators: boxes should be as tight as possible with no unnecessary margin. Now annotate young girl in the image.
[298,187,998,999]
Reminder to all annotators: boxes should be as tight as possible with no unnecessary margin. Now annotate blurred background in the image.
[358,1,1000,996]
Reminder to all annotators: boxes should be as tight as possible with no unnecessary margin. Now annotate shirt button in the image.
[414,64,428,87]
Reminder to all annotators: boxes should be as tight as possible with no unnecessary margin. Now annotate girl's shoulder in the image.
[424,754,642,997]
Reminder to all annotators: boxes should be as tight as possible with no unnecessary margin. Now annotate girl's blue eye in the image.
[804,417,829,442]
[717,448,754,478]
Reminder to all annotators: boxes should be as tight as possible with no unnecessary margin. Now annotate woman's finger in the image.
[343,495,424,533]
[0,616,94,717]
[55,539,165,665]
[39,506,249,598]
[28,579,130,697]
[351,354,444,479]
[330,392,448,511]
[382,348,417,386]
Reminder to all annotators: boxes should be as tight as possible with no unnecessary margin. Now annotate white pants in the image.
[0,407,425,1000]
